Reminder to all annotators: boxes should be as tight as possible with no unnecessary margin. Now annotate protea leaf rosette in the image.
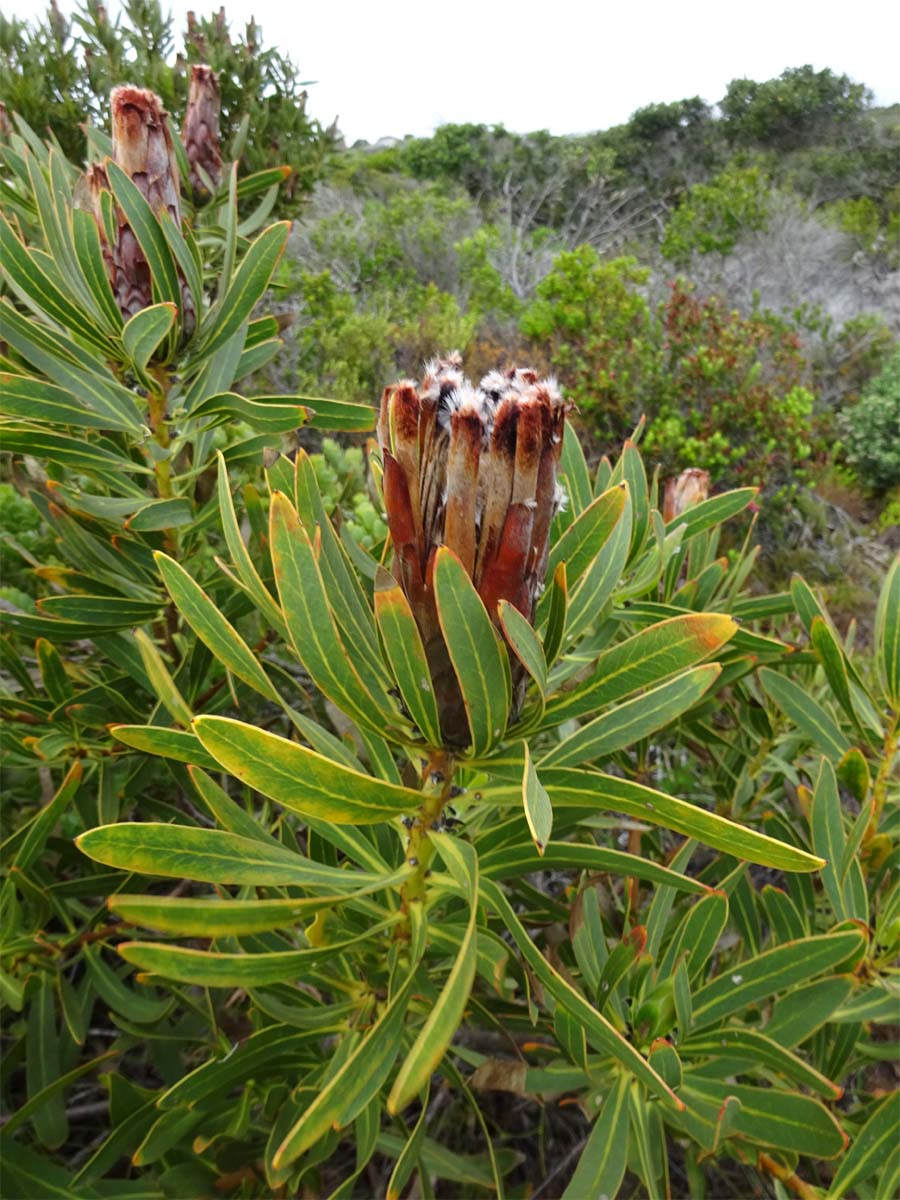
[182,64,222,197]
[379,355,569,747]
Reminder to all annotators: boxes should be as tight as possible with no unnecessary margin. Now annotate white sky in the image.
[9,0,900,143]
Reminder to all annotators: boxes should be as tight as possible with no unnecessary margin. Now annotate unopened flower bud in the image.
[663,468,710,523]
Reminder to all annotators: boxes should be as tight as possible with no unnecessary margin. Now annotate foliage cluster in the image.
[0,0,332,205]
[0,39,899,1200]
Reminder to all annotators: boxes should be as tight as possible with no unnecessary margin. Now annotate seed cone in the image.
[182,64,222,197]
[380,356,568,746]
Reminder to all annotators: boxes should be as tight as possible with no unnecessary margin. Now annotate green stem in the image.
[867,707,898,844]
[400,750,456,919]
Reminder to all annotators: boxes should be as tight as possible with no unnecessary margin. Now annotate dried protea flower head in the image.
[182,64,222,196]
[110,86,181,222]
[380,355,568,745]
[76,87,194,334]
[663,468,711,524]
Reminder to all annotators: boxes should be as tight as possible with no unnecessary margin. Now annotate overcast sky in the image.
[11,0,900,143]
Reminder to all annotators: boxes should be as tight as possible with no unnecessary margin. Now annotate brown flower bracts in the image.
[75,85,195,333]
[182,64,223,196]
[379,356,569,745]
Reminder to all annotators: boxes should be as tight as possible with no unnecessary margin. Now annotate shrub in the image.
[841,345,900,491]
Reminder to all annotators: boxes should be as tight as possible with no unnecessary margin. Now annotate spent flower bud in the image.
[182,64,222,196]
[380,355,568,745]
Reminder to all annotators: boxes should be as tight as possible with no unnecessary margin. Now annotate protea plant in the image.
[379,355,568,745]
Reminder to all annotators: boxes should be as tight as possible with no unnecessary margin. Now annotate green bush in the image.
[841,346,900,491]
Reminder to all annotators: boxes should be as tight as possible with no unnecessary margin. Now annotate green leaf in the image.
[547,483,627,587]
[679,1076,847,1158]
[154,553,280,704]
[764,976,856,1046]
[374,568,442,747]
[37,596,160,628]
[0,210,112,354]
[109,894,355,936]
[1,300,143,431]
[83,944,172,1024]
[121,303,176,371]
[542,770,824,872]
[558,420,592,516]
[562,1073,629,1200]
[498,599,547,694]
[77,822,396,888]
[106,161,181,311]
[72,207,123,332]
[478,840,708,893]
[875,552,900,708]
[199,221,290,356]
[12,760,82,872]
[0,425,152,478]
[215,452,285,633]
[190,390,311,433]
[545,612,737,727]
[480,877,681,1106]
[125,497,194,532]
[522,743,553,853]
[388,835,479,1113]
[826,1093,899,1198]
[541,663,721,768]
[118,923,394,987]
[433,546,511,756]
[542,561,568,665]
[681,1028,841,1097]
[691,931,867,1030]
[664,488,757,539]
[564,486,633,642]
[133,629,192,727]
[288,393,376,432]
[811,757,848,920]
[759,667,851,761]
[0,372,117,429]
[275,973,417,1167]
[192,715,420,824]
[26,974,67,1149]
[111,725,220,770]
[269,492,405,735]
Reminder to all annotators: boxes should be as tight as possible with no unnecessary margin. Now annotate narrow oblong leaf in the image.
[388,836,480,1114]
[874,552,900,708]
[522,744,552,853]
[199,221,289,356]
[690,931,867,1030]
[433,546,511,756]
[547,483,627,586]
[498,599,547,694]
[122,303,176,371]
[759,667,851,761]
[542,769,824,872]
[541,663,721,768]
[276,973,418,1167]
[111,724,220,770]
[118,923,394,987]
[664,488,757,539]
[545,612,737,727]
[77,822,395,888]
[192,715,420,824]
[562,1072,629,1200]
[108,894,343,936]
[154,552,280,703]
[826,1093,899,1198]
[374,568,442,746]
[480,877,682,1108]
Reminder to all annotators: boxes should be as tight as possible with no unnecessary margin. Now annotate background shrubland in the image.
[1,5,898,1199]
